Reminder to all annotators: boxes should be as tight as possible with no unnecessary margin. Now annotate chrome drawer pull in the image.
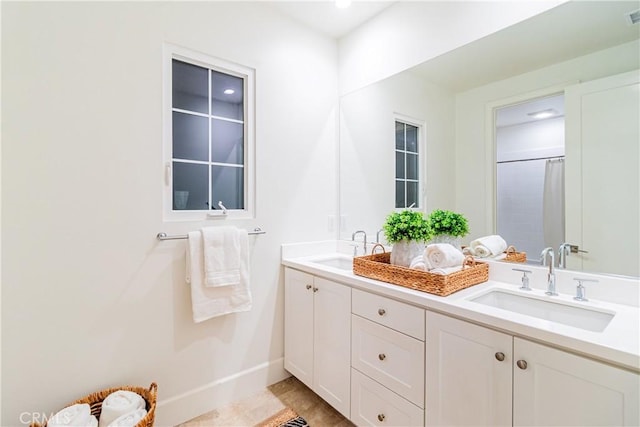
[378,353,386,361]
[378,308,386,316]
[377,413,385,422]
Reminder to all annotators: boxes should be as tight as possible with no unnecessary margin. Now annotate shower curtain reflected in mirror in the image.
[543,158,565,256]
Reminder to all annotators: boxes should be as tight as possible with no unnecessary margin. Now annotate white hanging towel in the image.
[202,226,242,287]
[186,229,252,323]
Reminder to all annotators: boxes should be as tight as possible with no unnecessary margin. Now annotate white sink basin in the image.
[469,290,615,332]
[309,256,353,271]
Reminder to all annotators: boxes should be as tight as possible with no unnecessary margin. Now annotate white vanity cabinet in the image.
[351,289,425,426]
[513,337,640,426]
[283,268,351,418]
[426,311,640,427]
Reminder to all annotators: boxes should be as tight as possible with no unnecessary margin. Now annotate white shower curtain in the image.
[543,158,565,253]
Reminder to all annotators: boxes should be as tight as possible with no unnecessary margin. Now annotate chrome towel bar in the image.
[157,227,266,241]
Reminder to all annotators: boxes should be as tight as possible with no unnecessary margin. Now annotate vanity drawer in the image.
[352,288,425,340]
[352,315,425,407]
[351,368,424,427]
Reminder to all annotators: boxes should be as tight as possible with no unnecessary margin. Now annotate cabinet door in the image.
[284,268,314,388]
[514,338,640,426]
[313,277,352,418]
[426,311,512,426]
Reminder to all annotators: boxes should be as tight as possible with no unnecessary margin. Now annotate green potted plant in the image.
[383,210,433,267]
[427,209,469,249]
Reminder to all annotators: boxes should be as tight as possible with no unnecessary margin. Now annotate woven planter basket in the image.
[31,383,157,427]
[353,247,488,297]
[504,245,527,263]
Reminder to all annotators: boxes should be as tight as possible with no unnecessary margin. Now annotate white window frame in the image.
[394,113,426,211]
[162,43,255,221]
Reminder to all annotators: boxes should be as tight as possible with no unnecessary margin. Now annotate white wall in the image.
[1,2,337,426]
[337,0,564,95]
[455,39,640,241]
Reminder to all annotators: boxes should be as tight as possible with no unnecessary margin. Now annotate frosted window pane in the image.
[395,122,404,150]
[406,125,418,153]
[172,60,208,114]
[212,166,244,209]
[172,162,209,210]
[396,152,405,179]
[211,71,244,121]
[173,112,208,161]
[395,181,405,208]
[211,119,243,164]
[406,154,418,180]
[406,181,419,207]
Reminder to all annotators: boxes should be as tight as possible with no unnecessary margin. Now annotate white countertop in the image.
[282,241,640,372]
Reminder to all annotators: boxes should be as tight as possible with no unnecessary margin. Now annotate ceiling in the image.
[410,1,640,93]
[268,1,395,39]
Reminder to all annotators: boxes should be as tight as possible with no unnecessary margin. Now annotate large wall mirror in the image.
[339,1,640,278]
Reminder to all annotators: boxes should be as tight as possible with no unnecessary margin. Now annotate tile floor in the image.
[177,376,354,427]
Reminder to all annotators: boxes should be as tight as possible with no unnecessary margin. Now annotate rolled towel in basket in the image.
[409,255,426,271]
[424,244,465,269]
[430,266,463,275]
[99,391,145,427]
[48,404,94,427]
[107,409,147,427]
[469,235,507,258]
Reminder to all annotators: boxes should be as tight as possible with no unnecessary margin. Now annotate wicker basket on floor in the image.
[31,383,157,427]
[353,248,488,297]
[504,245,527,263]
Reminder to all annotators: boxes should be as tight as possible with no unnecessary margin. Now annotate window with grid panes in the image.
[395,120,420,209]
[164,45,254,220]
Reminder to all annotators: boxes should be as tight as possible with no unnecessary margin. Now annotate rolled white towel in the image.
[48,404,92,427]
[462,246,476,256]
[409,255,426,271]
[430,266,463,275]
[469,235,507,258]
[107,409,147,427]
[424,244,465,269]
[99,391,145,427]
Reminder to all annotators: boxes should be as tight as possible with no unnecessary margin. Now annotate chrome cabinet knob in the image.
[305,284,312,290]
[517,360,528,370]
[312,287,318,292]
[377,414,385,422]
[378,353,386,361]
[495,352,505,362]
[378,308,386,316]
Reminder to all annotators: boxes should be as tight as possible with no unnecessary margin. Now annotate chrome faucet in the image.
[352,230,367,255]
[376,229,384,244]
[558,243,571,269]
[540,247,557,296]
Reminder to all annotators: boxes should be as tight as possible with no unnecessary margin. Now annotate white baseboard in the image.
[154,358,290,427]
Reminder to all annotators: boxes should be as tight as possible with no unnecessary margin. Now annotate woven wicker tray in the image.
[31,383,157,427]
[504,245,527,263]
[353,251,488,297]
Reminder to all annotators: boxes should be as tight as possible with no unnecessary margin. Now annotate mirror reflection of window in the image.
[395,120,420,208]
